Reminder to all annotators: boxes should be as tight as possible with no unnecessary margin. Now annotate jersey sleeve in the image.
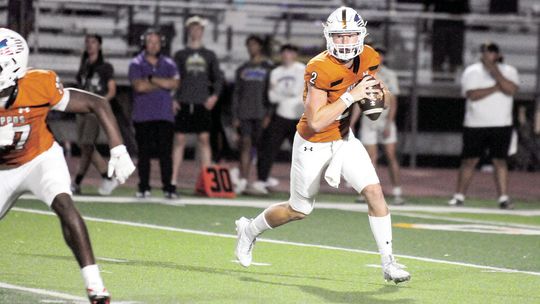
[365,47,381,76]
[304,60,332,91]
[44,71,70,110]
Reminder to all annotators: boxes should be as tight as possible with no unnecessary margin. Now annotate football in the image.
[358,75,384,121]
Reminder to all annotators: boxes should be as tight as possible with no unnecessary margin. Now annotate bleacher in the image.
[3,0,539,161]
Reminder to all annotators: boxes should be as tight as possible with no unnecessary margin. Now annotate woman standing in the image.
[71,34,118,195]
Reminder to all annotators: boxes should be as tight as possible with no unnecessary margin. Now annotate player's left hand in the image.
[0,123,15,147]
[107,145,136,184]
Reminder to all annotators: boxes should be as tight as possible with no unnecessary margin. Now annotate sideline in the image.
[12,207,540,277]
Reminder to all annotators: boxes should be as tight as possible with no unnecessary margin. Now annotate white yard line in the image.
[394,212,540,229]
[0,281,139,304]
[0,282,87,303]
[11,207,540,277]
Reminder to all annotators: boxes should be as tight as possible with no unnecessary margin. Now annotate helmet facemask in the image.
[323,7,368,61]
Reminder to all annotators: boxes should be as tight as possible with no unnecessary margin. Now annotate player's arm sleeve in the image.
[46,71,71,111]
[304,61,330,91]
[367,51,381,77]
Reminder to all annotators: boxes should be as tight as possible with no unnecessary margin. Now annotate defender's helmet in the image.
[323,7,367,61]
[0,28,29,91]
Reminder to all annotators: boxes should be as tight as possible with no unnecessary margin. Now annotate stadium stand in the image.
[4,0,539,164]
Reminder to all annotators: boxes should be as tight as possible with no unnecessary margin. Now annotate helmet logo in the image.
[0,39,7,48]
[354,14,362,25]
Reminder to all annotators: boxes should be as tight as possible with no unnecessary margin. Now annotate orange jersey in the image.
[0,69,68,167]
[297,46,380,142]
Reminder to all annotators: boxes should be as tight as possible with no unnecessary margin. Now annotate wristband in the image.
[340,92,355,108]
[110,144,127,156]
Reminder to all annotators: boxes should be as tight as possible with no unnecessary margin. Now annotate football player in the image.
[0,28,135,303]
[234,7,411,284]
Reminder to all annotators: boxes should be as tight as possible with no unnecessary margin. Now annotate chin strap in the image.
[2,82,19,109]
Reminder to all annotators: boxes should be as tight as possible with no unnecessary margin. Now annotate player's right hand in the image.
[349,75,382,101]
[107,145,136,184]
[0,123,15,147]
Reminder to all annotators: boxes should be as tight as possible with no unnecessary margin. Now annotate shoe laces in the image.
[383,255,406,269]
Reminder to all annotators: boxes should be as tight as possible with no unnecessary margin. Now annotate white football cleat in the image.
[87,287,110,304]
[98,178,118,196]
[382,255,411,284]
[235,217,255,267]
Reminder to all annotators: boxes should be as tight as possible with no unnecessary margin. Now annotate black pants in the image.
[134,121,175,192]
[257,114,297,181]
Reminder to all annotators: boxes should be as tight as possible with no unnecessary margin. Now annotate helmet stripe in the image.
[342,8,346,29]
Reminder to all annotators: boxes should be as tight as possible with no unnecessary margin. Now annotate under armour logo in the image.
[18,107,30,113]
[303,146,313,152]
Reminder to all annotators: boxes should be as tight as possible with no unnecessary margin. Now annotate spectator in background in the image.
[128,28,180,199]
[425,0,469,75]
[171,16,223,186]
[71,34,118,196]
[249,44,305,195]
[231,35,273,194]
[449,42,519,209]
[350,46,404,205]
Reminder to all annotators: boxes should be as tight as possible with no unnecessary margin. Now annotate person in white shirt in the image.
[449,42,519,209]
[249,44,306,194]
[350,46,403,205]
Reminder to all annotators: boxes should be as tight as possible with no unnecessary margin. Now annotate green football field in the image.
[0,190,539,303]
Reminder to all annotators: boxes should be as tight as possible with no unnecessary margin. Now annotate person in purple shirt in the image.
[128,28,180,199]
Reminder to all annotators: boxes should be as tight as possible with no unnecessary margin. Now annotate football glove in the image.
[107,144,135,184]
[0,123,15,147]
